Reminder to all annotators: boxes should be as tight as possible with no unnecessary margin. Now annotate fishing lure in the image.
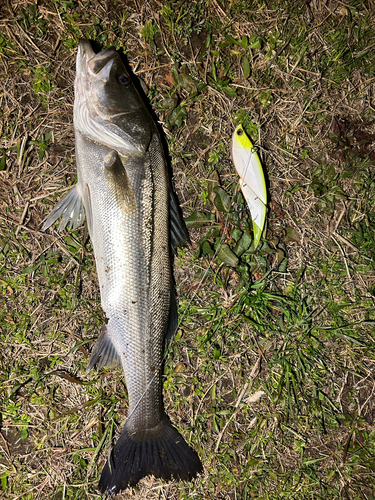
[231,124,267,248]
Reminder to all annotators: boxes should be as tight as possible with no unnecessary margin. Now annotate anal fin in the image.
[86,325,121,373]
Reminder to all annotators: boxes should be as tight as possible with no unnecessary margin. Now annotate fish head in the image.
[74,40,152,157]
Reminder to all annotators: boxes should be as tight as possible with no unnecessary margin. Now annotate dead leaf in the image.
[270,200,284,219]
[164,72,174,86]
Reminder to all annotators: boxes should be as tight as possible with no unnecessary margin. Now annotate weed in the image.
[140,21,159,50]
[30,131,54,160]
[32,65,54,96]
[160,0,207,46]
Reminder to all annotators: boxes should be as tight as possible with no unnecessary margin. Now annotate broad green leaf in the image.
[237,263,250,283]
[248,459,260,466]
[241,35,248,48]
[222,86,237,97]
[206,32,212,49]
[171,63,180,86]
[184,211,215,228]
[234,232,252,256]
[242,55,250,78]
[158,97,177,113]
[279,257,288,272]
[0,150,6,171]
[212,414,220,433]
[225,34,242,46]
[217,244,239,267]
[201,240,214,256]
[168,105,187,129]
[213,186,231,213]
[276,248,285,265]
[285,227,300,244]
[231,228,242,240]
[179,69,197,96]
[22,263,42,274]
[207,170,220,204]
[249,38,263,50]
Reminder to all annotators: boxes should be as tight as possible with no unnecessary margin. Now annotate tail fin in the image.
[98,416,203,496]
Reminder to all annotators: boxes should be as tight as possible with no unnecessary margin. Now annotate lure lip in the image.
[231,124,267,249]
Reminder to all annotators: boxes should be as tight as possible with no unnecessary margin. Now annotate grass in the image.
[1,0,375,498]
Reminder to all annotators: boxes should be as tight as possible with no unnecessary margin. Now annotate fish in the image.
[231,124,267,248]
[42,39,203,496]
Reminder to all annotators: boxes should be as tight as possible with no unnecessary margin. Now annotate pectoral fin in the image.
[41,184,85,232]
[104,151,137,216]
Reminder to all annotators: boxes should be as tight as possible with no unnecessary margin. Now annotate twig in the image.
[331,234,352,280]
[29,184,72,203]
[15,201,29,237]
[332,231,359,253]
[135,62,173,75]
[17,133,28,178]
[187,139,220,174]
[333,202,351,233]
[0,431,11,459]
[214,357,261,452]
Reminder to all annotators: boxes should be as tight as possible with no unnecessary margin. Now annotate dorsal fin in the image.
[169,190,190,253]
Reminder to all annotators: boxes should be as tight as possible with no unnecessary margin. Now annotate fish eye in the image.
[118,73,130,86]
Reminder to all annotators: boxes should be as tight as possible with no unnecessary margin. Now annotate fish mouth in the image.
[76,40,117,80]
[76,39,95,74]
[88,49,117,76]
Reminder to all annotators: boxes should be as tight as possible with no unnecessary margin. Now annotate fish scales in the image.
[76,130,170,429]
[42,40,202,495]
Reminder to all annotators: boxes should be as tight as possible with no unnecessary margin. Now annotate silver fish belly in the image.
[42,39,202,496]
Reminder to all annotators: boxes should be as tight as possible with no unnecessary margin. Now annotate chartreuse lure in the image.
[231,124,267,248]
